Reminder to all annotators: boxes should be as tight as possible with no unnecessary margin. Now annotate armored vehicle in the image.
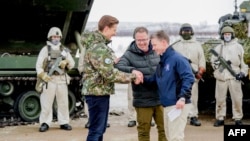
[199,0,250,115]
[0,0,94,124]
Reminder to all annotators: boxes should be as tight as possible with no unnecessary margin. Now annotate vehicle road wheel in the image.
[14,91,41,122]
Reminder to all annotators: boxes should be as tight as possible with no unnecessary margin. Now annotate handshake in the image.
[132,70,144,85]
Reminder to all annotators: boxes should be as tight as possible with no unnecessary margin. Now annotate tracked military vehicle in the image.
[0,0,94,125]
[199,0,250,115]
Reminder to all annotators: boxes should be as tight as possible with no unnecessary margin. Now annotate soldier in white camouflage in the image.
[79,15,143,141]
[211,26,249,127]
[173,23,206,126]
[36,27,75,132]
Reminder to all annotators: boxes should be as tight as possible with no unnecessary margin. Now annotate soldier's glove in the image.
[38,72,51,82]
[59,59,69,69]
[195,67,206,80]
[235,72,245,81]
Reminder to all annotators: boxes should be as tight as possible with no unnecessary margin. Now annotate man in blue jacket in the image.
[146,30,194,141]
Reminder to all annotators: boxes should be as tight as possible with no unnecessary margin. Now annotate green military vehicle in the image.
[1,0,250,127]
[199,0,250,115]
[0,0,94,124]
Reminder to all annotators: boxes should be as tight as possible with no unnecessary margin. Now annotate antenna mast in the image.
[234,0,238,14]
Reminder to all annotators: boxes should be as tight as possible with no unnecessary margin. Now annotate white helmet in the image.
[47,27,62,39]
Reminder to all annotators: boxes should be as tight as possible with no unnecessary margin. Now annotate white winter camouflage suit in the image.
[210,38,248,121]
[173,36,206,118]
[36,41,75,126]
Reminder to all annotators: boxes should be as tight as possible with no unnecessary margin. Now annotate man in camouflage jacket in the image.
[79,15,142,141]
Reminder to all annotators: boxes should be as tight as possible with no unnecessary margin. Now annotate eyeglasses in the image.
[135,38,149,43]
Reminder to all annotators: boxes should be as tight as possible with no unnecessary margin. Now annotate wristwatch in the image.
[179,97,186,102]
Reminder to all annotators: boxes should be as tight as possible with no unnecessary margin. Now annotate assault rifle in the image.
[48,56,64,76]
[209,48,244,84]
[35,56,64,93]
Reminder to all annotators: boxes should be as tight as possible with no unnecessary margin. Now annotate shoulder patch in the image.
[104,58,112,64]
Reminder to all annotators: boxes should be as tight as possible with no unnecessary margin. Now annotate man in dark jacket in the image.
[146,30,194,141]
[115,27,167,141]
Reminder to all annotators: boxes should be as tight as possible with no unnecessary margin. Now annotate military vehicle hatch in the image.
[0,0,94,124]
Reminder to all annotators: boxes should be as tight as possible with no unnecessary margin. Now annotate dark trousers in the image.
[85,95,110,141]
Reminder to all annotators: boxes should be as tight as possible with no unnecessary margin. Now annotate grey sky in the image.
[87,0,245,25]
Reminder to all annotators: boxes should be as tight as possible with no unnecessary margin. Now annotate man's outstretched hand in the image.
[132,70,143,84]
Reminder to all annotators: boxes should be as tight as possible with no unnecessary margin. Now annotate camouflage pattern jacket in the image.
[81,30,135,96]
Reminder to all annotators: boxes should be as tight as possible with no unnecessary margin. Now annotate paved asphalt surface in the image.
[0,84,249,141]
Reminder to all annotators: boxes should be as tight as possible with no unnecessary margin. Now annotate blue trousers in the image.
[85,95,110,141]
